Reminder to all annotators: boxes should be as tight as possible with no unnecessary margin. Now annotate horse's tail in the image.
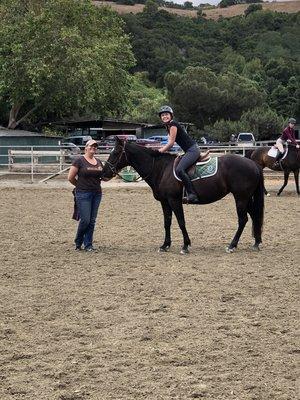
[249,166,264,243]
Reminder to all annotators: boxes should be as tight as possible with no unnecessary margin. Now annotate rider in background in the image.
[158,105,200,204]
[274,118,299,166]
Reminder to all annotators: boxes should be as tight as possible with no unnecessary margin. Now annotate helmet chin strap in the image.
[165,118,173,125]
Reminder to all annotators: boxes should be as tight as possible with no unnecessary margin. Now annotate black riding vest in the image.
[165,120,196,152]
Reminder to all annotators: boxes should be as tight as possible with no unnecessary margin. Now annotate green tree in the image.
[205,106,284,142]
[264,58,295,85]
[241,58,266,89]
[143,0,159,15]
[219,0,239,8]
[269,82,299,118]
[286,76,300,117]
[165,66,265,128]
[221,47,246,74]
[0,0,135,128]
[244,4,263,17]
[205,119,247,142]
[183,1,194,9]
[253,32,290,62]
[240,106,284,140]
[124,72,167,123]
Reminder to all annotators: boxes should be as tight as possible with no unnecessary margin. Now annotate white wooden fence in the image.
[0,146,110,182]
[0,142,286,183]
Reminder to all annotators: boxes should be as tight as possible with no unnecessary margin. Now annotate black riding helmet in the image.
[158,105,174,118]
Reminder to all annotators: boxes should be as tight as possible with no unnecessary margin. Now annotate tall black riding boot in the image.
[178,171,199,204]
[274,151,283,167]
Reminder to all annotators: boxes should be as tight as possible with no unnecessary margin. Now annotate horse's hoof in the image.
[180,248,189,255]
[252,244,260,251]
[225,246,235,253]
[158,246,170,253]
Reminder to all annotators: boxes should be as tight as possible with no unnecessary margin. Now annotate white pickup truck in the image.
[237,132,255,147]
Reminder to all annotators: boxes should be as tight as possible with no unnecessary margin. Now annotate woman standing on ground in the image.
[68,139,103,252]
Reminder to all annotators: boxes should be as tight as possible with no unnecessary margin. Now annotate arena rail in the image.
[0,145,110,183]
[0,142,290,183]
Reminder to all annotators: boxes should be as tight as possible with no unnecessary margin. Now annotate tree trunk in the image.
[7,100,43,129]
[8,103,22,129]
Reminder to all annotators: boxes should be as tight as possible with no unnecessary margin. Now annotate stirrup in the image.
[273,161,281,168]
[182,193,200,204]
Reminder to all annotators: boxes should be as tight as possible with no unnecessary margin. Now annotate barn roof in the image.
[0,127,46,137]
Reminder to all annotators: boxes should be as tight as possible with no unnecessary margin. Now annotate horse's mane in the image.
[129,142,177,161]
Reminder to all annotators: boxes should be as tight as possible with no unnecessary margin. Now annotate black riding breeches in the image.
[175,144,200,175]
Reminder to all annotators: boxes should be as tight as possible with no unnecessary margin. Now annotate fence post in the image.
[8,149,12,171]
[59,149,63,172]
[31,146,34,183]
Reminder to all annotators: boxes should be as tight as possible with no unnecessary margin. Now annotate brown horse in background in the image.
[250,144,300,196]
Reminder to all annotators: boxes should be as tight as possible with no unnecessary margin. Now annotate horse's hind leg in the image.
[277,170,290,196]
[168,198,191,254]
[293,169,299,195]
[227,198,248,253]
[263,183,269,196]
[247,201,262,250]
[159,200,172,252]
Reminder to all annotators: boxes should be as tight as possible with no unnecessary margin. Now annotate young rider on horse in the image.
[158,105,200,204]
[274,118,299,166]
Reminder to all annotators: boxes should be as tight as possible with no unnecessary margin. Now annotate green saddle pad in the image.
[189,157,218,181]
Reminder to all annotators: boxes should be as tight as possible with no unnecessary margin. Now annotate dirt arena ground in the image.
[0,181,299,400]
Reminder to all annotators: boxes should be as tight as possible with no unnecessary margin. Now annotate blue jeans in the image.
[75,191,102,249]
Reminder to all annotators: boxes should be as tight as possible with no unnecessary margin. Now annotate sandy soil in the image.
[0,184,299,400]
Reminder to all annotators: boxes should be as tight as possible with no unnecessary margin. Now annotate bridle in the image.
[105,141,128,177]
[104,141,155,182]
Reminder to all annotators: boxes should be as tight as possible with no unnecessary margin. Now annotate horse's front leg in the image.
[168,198,191,254]
[277,170,290,196]
[293,169,299,195]
[158,200,172,252]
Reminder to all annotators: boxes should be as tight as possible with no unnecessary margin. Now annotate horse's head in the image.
[101,137,129,181]
[282,143,300,169]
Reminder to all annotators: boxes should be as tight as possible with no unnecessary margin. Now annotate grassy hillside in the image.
[94,0,300,19]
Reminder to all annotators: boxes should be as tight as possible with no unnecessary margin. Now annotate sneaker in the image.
[84,246,98,252]
[75,246,82,251]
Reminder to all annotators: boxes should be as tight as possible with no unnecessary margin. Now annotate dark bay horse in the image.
[250,144,300,196]
[102,138,264,254]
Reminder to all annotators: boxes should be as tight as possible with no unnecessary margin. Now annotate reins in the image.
[105,142,155,182]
